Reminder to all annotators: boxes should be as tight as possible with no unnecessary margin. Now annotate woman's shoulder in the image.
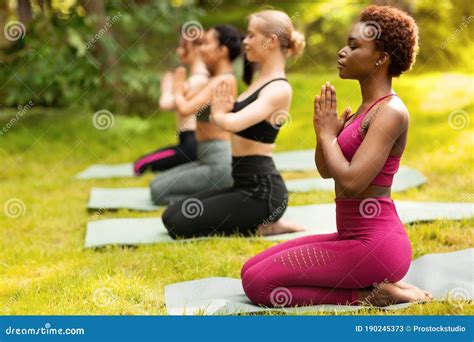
[259,78,292,100]
[371,96,409,129]
[387,96,409,120]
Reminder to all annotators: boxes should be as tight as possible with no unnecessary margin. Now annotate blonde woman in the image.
[162,10,305,238]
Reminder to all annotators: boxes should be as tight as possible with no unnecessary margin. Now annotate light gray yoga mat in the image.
[84,201,474,248]
[87,167,427,212]
[164,248,473,315]
[76,149,318,179]
[88,188,164,212]
[76,163,135,179]
[272,149,315,171]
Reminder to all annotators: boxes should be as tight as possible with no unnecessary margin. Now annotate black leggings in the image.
[133,130,197,175]
[162,155,288,239]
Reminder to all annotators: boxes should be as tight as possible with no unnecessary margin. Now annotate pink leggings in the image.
[241,198,412,307]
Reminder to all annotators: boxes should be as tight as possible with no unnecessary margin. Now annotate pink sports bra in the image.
[337,93,401,187]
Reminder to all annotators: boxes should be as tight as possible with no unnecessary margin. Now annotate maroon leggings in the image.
[241,198,412,307]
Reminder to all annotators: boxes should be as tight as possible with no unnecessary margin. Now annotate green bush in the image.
[291,0,474,73]
[1,0,471,113]
[0,0,201,113]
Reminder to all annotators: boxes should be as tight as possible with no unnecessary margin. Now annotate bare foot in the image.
[394,280,434,300]
[357,281,433,307]
[257,218,306,236]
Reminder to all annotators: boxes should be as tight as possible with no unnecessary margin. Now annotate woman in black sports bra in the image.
[162,10,306,238]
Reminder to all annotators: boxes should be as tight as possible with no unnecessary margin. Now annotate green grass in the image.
[0,72,473,315]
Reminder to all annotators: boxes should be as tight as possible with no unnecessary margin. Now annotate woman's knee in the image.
[150,178,166,204]
[241,265,273,307]
[163,202,202,239]
[162,204,175,227]
[240,254,260,279]
[162,204,186,239]
[150,176,179,205]
[210,166,233,190]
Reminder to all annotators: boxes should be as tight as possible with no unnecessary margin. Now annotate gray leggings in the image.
[150,140,233,205]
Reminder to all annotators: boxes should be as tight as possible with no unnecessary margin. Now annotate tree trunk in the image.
[18,0,33,23]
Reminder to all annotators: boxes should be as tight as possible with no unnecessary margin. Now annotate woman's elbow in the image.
[317,169,332,179]
[176,107,194,117]
[226,124,240,133]
[338,178,365,196]
[174,99,195,116]
[220,118,239,132]
[315,163,332,179]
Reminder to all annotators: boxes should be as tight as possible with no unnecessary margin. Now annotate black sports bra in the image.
[232,78,288,144]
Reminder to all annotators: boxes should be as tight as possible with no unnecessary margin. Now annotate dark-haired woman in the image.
[150,25,241,205]
[162,10,306,238]
[134,36,209,175]
[241,5,434,308]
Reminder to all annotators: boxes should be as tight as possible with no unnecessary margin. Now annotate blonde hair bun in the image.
[250,9,306,58]
[288,30,306,57]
